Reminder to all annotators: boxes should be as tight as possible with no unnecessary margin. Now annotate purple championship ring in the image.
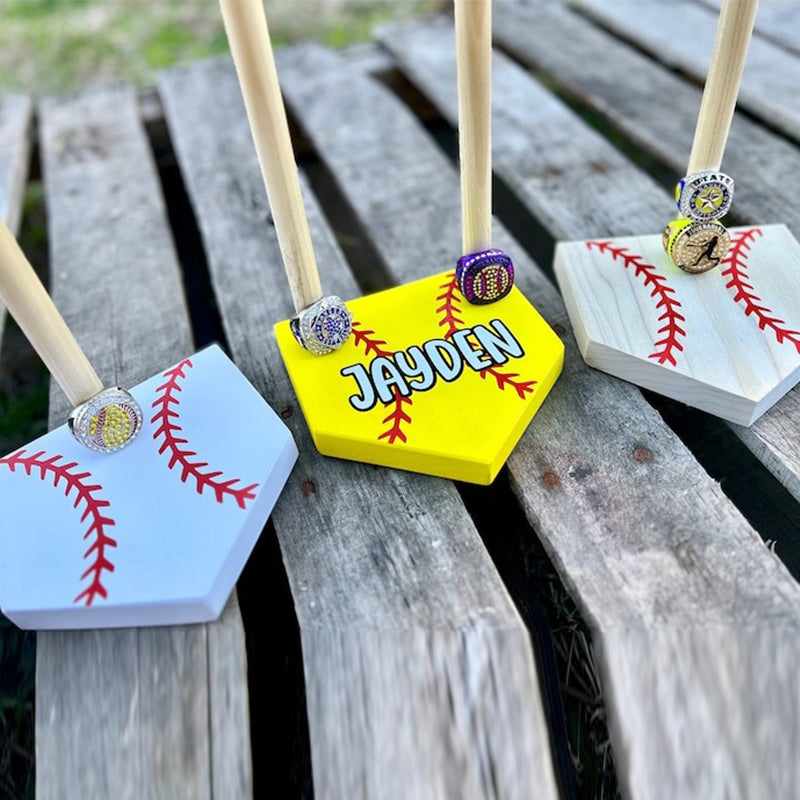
[456,248,515,305]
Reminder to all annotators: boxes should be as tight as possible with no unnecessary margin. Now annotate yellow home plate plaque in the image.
[554,224,800,426]
[276,271,564,484]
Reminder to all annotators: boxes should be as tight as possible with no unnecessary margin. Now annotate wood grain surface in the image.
[492,1,800,507]
[685,0,757,174]
[554,225,800,426]
[220,0,323,312]
[455,0,493,253]
[328,28,800,799]
[35,83,252,800]
[569,0,800,141]
[701,0,800,55]
[159,56,559,800]
[20,7,800,799]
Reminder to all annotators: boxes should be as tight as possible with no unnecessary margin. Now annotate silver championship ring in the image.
[290,295,353,355]
[68,387,143,453]
[675,171,734,222]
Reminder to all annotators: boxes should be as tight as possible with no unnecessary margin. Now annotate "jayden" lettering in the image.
[341,319,524,411]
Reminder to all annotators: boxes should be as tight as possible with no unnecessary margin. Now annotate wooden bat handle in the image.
[687,0,759,174]
[220,0,323,313]
[455,0,492,255]
[0,216,102,407]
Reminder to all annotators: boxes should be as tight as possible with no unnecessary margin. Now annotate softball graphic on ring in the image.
[68,387,143,453]
[675,171,734,222]
[456,248,515,305]
[663,218,731,274]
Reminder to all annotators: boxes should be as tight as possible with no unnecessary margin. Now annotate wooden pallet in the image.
[0,2,797,798]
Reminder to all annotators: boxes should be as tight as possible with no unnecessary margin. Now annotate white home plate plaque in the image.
[554,224,800,426]
[0,344,297,630]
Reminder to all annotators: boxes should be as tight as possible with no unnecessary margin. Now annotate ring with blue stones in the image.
[290,295,353,355]
[675,171,734,222]
[456,248,515,305]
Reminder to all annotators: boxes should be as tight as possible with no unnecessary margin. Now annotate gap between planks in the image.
[280,36,800,800]
[490,1,800,524]
[158,56,560,800]
[34,83,252,800]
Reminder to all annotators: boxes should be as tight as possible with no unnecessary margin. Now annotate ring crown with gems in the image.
[675,171,734,222]
[456,248,515,305]
[663,218,731,274]
[290,295,353,355]
[68,387,143,454]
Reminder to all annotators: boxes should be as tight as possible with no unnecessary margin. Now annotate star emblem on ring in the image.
[695,186,724,214]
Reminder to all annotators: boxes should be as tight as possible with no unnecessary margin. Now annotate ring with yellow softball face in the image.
[663,218,731,274]
[675,171,734,222]
[68,387,143,453]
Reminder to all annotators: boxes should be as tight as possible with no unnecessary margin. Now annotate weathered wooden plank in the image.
[569,0,800,141]
[340,41,395,74]
[494,2,800,235]
[492,2,800,510]
[0,95,32,237]
[698,0,800,55]
[290,36,800,800]
[158,56,559,800]
[0,94,33,352]
[35,83,251,800]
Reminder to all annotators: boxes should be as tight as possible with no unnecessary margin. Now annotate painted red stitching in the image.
[721,228,800,353]
[436,273,537,396]
[478,368,537,398]
[436,275,465,338]
[0,449,116,606]
[151,359,259,508]
[587,241,686,367]
[351,321,413,444]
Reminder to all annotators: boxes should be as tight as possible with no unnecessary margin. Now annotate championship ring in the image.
[68,387,143,453]
[290,295,353,355]
[663,218,731,274]
[456,248,515,305]
[675,171,734,222]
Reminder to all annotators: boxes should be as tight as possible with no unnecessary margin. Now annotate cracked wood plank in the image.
[289,36,800,800]
[492,1,800,528]
[568,0,800,141]
[35,83,251,800]
[158,56,559,800]
[699,0,800,56]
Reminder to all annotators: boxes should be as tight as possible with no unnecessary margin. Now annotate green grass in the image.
[0,0,443,96]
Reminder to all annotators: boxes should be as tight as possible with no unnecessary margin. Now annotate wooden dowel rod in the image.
[455,0,492,255]
[687,0,758,174]
[0,216,102,407]
[220,0,322,313]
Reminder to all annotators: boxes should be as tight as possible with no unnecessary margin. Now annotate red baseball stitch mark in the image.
[351,321,413,444]
[721,227,800,353]
[587,241,686,367]
[436,273,537,397]
[151,359,259,508]
[0,450,116,606]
